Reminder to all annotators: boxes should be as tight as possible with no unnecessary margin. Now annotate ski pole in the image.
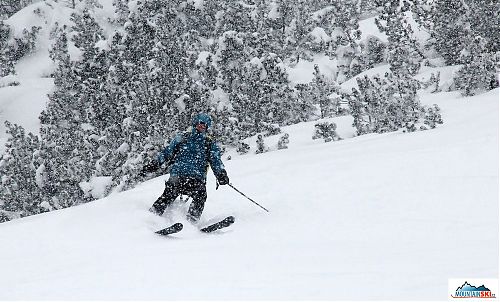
[227,183,269,213]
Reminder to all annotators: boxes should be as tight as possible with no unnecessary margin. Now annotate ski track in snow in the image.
[0,89,497,300]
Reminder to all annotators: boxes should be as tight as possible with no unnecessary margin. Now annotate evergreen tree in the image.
[0,0,35,19]
[359,36,386,70]
[412,0,498,65]
[0,21,13,77]
[215,1,253,35]
[294,83,317,123]
[0,25,40,77]
[323,0,362,82]
[413,0,469,65]
[454,37,499,96]
[466,0,499,54]
[90,32,130,185]
[36,11,108,208]
[0,122,44,222]
[311,64,340,118]
[312,121,341,142]
[237,141,250,155]
[273,0,295,40]
[375,0,423,77]
[358,0,380,17]
[255,134,268,154]
[277,133,290,149]
[216,30,247,93]
[104,2,191,190]
[212,107,239,147]
[112,0,129,25]
[231,52,300,136]
[347,73,433,135]
[181,0,216,36]
[284,0,316,65]
[423,104,443,129]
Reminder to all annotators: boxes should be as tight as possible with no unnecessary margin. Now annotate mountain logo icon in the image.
[451,281,496,299]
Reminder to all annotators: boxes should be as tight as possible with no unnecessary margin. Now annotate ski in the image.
[200,216,235,233]
[155,222,183,236]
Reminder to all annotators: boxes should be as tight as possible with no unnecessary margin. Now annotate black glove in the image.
[141,160,160,176]
[216,169,230,185]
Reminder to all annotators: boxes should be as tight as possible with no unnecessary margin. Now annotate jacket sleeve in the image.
[157,134,184,165]
[208,141,226,176]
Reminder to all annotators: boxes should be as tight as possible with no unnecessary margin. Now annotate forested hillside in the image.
[0,0,498,222]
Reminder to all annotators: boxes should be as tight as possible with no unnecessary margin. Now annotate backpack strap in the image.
[204,135,214,171]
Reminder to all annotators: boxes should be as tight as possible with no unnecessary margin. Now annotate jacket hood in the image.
[192,113,212,129]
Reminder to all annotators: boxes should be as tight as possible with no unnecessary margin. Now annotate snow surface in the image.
[0,2,498,298]
[0,89,497,300]
[358,16,388,43]
[287,54,338,84]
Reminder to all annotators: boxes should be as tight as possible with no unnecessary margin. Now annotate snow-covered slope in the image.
[0,89,497,300]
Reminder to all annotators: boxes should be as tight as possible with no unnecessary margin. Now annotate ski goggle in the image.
[196,121,207,131]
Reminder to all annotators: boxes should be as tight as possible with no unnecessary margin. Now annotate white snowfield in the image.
[0,89,497,300]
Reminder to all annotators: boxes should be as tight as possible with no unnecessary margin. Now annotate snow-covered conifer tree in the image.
[323,0,362,82]
[255,134,268,154]
[36,12,107,208]
[214,1,253,35]
[0,21,13,77]
[412,0,471,65]
[359,36,386,70]
[311,64,339,118]
[0,122,44,222]
[375,0,422,77]
[277,133,290,149]
[0,25,40,77]
[237,141,250,155]
[284,0,315,65]
[112,0,129,25]
[312,121,341,142]
[216,30,247,93]
[454,37,499,96]
[423,104,443,129]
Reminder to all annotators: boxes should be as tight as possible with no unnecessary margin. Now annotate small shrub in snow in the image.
[277,133,290,150]
[0,75,20,87]
[312,122,341,142]
[423,104,444,129]
[421,72,441,93]
[255,135,269,154]
[237,141,250,155]
[263,123,281,137]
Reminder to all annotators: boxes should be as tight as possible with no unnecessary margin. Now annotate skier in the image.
[141,113,230,222]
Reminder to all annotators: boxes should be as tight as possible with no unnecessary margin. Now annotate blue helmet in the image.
[192,113,212,129]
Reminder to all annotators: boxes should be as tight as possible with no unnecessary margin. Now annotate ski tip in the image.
[155,222,184,236]
[227,216,235,223]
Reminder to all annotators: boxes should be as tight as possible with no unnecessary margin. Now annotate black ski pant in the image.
[151,176,207,222]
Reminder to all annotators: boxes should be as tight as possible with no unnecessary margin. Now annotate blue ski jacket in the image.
[156,114,225,182]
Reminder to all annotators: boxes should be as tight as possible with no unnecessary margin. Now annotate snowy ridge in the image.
[0,89,497,300]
